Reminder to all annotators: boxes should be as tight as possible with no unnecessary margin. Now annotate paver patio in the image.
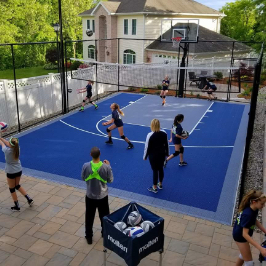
[0,170,262,265]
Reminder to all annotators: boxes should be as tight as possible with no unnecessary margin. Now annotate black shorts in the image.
[232,234,248,243]
[173,137,181,145]
[86,93,92,99]
[162,87,168,91]
[114,121,123,128]
[7,171,22,179]
[207,91,213,94]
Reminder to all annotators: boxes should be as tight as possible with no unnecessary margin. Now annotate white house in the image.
[79,0,249,64]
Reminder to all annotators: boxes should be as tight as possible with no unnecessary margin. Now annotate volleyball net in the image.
[69,58,245,94]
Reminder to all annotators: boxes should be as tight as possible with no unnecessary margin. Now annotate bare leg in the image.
[107,124,116,137]
[7,178,18,202]
[235,241,252,266]
[166,144,181,162]
[118,127,130,143]
[15,177,27,196]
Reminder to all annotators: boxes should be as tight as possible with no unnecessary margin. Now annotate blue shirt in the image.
[207,82,217,90]
[233,207,258,242]
[172,123,182,137]
[112,110,123,127]
[162,80,170,90]
[86,84,92,94]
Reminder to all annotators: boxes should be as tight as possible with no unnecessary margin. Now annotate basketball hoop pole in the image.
[178,43,189,98]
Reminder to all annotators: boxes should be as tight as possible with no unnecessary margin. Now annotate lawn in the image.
[0,66,58,79]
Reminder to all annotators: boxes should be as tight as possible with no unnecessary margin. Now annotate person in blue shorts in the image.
[233,190,266,266]
[164,114,188,167]
[160,76,170,106]
[203,79,217,101]
[79,80,98,111]
[102,103,134,150]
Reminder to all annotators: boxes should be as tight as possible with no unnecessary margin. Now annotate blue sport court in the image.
[0,93,249,225]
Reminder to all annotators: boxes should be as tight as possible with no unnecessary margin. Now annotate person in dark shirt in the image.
[233,190,266,266]
[102,103,134,150]
[143,119,169,193]
[203,80,217,101]
[160,75,170,106]
[79,80,98,111]
[164,114,188,167]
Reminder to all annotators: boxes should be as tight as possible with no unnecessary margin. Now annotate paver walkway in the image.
[0,170,262,266]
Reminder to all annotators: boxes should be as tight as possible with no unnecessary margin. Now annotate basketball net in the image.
[172,37,182,48]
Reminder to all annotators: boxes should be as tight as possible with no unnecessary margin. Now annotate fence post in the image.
[11,44,21,132]
[117,38,120,92]
[239,47,263,204]
[49,73,55,113]
[2,80,11,127]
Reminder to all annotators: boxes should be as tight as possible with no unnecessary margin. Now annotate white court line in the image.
[189,102,214,135]
[95,95,147,136]
[60,120,233,148]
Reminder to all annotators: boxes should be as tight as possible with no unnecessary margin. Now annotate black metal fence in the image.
[238,44,264,204]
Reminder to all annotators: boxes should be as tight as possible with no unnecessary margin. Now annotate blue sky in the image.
[196,0,236,10]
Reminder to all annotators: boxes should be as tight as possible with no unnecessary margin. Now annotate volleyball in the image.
[181,130,189,137]
[86,29,93,37]
[123,226,144,237]
[114,221,127,232]
[140,221,155,233]
[127,211,142,226]
[0,122,8,132]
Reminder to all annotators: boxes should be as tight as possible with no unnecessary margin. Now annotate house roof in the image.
[79,0,223,16]
[146,25,252,55]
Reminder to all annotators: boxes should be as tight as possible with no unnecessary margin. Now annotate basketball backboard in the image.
[161,19,199,43]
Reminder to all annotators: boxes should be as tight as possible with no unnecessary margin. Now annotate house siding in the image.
[82,17,96,61]
[117,15,145,63]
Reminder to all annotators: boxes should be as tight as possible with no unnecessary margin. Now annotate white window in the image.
[132,19,137,35]
[124,19,128,35]
[87,20,90,29]
[92,20,95,32]
[123,49,136,64]
[88,45,95,59]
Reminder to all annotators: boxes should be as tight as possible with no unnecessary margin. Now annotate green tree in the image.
[220,0,257,41]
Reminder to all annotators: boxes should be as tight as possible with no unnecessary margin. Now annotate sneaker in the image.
[127,144,134,150]
[105,140,113,145]
[162,102,164,106]
[95,105,98,110]
[147,186,158,194]
[11,206,20,211]
[28,199,34,206]
[79,107,84,112]
[157,183,163,190]
[85,236,92,245]
[163,159,168,168]
[179,161,188,166]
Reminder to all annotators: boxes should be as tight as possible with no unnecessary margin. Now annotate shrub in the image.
[64,62,71,68]
[196,94,200,98]
[70,61,82,70]
[128,87,136,91]
[157,84,162,90]
[190,91,194,96]
[232,62,254,81]
[78,64,89,69]
[214,71,223,79]
[45,48,58,64]
[155,90,161,95]
[260,74,266,84]
[43,63,58,70]
[140,88,149,93]
[241,87,252,96]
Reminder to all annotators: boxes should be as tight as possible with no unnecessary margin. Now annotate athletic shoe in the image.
[85,236,92,245]
[79,107,84,112]
[95,105,98,110]
[127,144,134,150]
[28,199,34,206]
[147,187,158,194]
[105,140,113,145]
[11,206,20,211]
[163,159,168,168]
[157,183,163,190]
[162,102,164,106]
[179,161,188,166]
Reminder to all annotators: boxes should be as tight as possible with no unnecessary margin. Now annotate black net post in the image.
[95,40,98,101]
[11,44,21,132]
[239,44,264,204]
[117,38,120,92]
[178,43,188,98]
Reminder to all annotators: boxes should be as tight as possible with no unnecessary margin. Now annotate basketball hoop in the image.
[172,37,182,48]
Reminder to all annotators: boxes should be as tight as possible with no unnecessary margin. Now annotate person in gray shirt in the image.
[81,147,113,245]
[0,137,33,211]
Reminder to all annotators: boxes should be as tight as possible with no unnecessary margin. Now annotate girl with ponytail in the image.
[0,137,33,211]
[102,103,134,149]
[233,190,266,266]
